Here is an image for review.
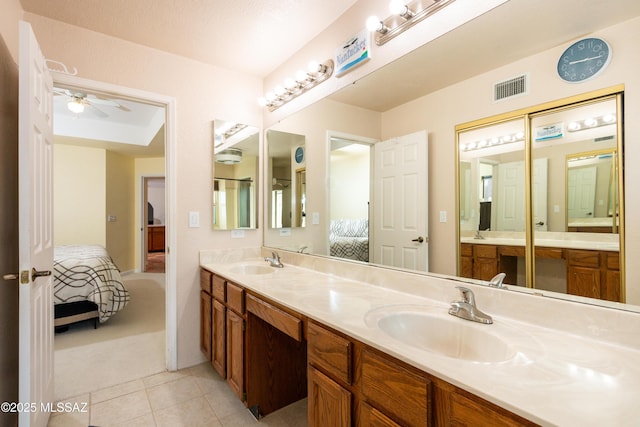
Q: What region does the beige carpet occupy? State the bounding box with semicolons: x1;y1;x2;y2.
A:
54;273;167;400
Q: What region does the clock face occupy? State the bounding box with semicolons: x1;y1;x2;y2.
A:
557;38;611;83
295;146;304;164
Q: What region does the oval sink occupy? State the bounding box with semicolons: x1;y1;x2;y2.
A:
228;264;276;275
372;311;516;363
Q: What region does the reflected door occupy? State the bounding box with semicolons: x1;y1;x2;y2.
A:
372;131;429;271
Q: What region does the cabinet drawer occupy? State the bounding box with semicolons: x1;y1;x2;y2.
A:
246;294;302;341
450;391;536;427
361;349;430;427
474;245;497;259
535;247;564;259
460;243;472;257
226;282;244;314
308;322;352;385
200;269;212;294
567;249;600;268
212;274;226;302
607;252;619;270
499;245;524;257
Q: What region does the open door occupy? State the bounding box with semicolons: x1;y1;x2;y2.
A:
18;21;55;427
372;130;429;271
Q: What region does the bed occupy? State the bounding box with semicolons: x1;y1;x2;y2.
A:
53;245;130;326
329;219;369;262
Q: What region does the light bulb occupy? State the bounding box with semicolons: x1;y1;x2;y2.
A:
258;97;268;107
67;100;84;114
602;114;615;123
307;60;320;74
585;118;598;127
366;16;383;32
515;131;524;140
265;92;276;102
389;0;407;15
568;121;580;131
284;77;297;90
274;85;286;97
295;69;308;82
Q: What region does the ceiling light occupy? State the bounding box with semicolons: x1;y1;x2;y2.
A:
215;148;243;165
67;99;84;114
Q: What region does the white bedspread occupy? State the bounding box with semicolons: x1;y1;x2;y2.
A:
53;245;130;322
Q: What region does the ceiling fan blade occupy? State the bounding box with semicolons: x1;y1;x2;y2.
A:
87;103;109;118
90;94;131;111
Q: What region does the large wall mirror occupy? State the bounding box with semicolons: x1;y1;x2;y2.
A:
213;120;259;230
266;129;306;229
262;0;639;313
457;91;625;302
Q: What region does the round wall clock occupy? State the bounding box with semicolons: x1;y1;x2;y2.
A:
295;146;304;164
557;37;611;83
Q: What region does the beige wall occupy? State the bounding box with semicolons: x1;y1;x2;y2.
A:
0;0;22;62
106;151;136;271
53;144;106;246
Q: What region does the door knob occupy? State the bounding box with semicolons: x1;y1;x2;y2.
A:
412;236;424;243
535;221;545;226
31;268;52;280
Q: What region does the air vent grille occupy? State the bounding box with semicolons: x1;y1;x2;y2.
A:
594;135;615;143
494;74;528;102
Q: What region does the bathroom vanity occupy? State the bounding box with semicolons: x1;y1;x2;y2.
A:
199;248;640;426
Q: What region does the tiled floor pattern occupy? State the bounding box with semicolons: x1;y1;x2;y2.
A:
47;362;308;427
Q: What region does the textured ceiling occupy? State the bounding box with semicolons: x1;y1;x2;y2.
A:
20;0;359;77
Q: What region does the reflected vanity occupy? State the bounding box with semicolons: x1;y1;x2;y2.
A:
456;91;625;302
213;120;259;230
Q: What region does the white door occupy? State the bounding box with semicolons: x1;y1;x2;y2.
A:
372;131;429;271
568;166;597;218
495;160;525;231
18;21;55;427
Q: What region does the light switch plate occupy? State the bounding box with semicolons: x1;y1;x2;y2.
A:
188;211;200;228
231;229;245;238
312;212;320;225
439;211;447;223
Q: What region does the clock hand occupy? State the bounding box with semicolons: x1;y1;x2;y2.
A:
569;55;603;65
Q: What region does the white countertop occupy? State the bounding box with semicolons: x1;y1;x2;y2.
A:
460;231;620;252
201;252;640;427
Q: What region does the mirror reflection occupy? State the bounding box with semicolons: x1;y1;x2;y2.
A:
458;94;624;302
212;120;259;230
266;129;306;229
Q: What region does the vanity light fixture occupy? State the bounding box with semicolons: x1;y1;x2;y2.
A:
567;114;616;132
366;0;456;46
259;59;334;112
214;122;248;147
460;131;525;152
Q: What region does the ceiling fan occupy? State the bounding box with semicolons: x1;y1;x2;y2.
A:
53;88;131;118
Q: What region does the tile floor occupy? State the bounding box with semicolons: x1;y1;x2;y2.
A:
47;362;308;427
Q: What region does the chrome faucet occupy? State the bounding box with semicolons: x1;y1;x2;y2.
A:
264;251;284;268
474;229;485;240
488;272;507;288
448;286;493;324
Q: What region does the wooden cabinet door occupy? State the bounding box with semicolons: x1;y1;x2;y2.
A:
567;266;601;299
200;291;211;360
226;309;245;401
308;365;351;427
212;299;226;378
